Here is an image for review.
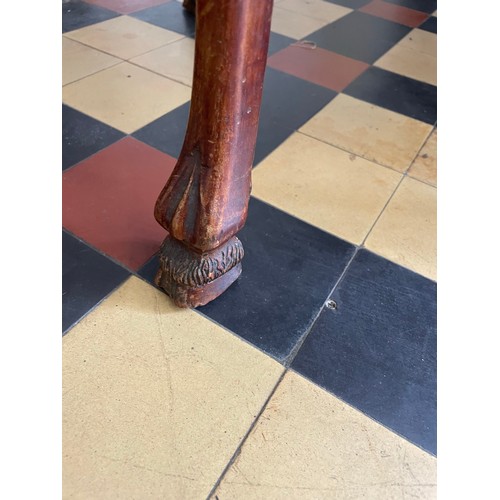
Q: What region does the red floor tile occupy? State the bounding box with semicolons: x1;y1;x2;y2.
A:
359;0;428;28
83;0;171;15
62;137;176;270
267;45;369;92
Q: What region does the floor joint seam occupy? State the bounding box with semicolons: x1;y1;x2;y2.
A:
296;129;413;175
283;246;360;368
361;173;406;247
205;368;288;500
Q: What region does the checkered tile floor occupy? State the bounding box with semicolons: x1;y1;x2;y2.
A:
62;0;437;497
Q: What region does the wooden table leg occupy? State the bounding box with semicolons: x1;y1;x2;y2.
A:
154;0;274;307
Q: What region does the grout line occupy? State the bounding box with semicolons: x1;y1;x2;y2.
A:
272;3;348;24
193;307;284;364
407;123;436;168
406;173;437;188
130;252;316;367
205;248;369;496
360;173;405;247
62;277;131;337
296;129;410;175
360;122;436;245
288;367;437;458
62;60;123;87
126;58;193;89
283;246;360;368
205;368;288;500
62;35;129;62
63;30;192;87
62;134;128;174
62;227;139;276
250;195;436;281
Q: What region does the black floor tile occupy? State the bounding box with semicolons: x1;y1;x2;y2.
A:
306;11;411;64
198;198;356;362
419;15;437;33
134;68;335;167
139;200;356;362
384;0;437;14
267;32;296;56
62;0;119;33
137;252;160;285
324;0;371;7
62;231;130;334
292;249;437;455
133;102;190;159
344;66;437;124
259;67;337;134
131;1;196;36
63;105;125;170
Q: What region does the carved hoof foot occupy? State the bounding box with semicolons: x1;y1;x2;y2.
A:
182;0;196;15
155;235;244;308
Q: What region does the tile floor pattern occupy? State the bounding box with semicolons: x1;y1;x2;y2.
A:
62;0;437;497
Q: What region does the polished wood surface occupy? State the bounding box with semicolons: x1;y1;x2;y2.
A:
154;0;274;307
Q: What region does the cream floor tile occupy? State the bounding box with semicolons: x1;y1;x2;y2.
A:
62;36;120;86
62;61;191;133
375;29;437;85
277;0;352;23
300;94;432;172
213;371;437;500
375;45;436;85
365;176;436;280
271;6;332;39
64;15;184;60
130;37;195;87
252;132;401;245
402;29;437;58
408;128;437;186
63;276;283;500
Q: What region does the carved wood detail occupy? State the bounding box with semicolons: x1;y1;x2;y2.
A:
157;236;244;288
154;0;273;307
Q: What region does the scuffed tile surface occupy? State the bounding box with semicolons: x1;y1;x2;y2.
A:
213;372;437;499
63;277;283;499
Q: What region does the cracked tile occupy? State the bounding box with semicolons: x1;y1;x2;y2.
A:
292;249;437;454
63;276;283;499
213;371;436;499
